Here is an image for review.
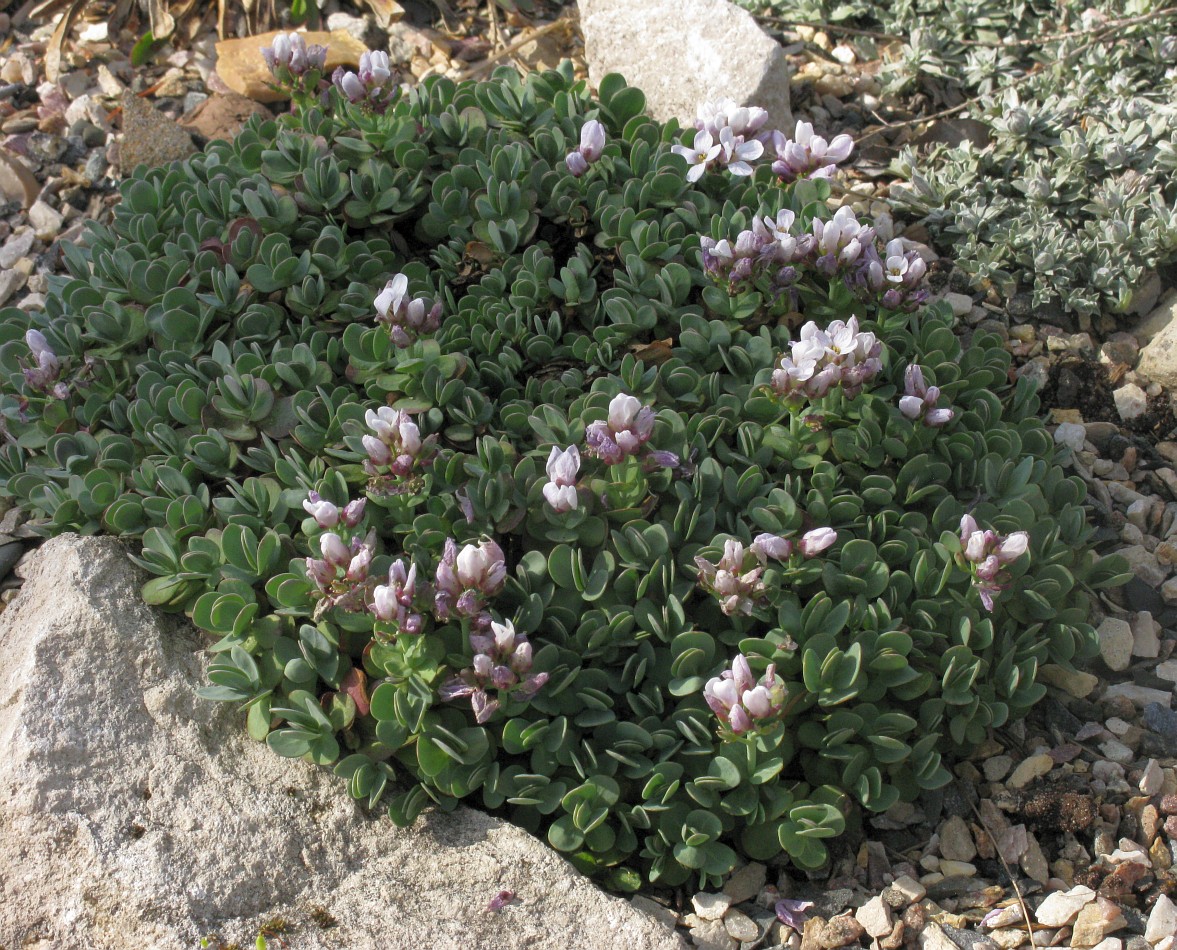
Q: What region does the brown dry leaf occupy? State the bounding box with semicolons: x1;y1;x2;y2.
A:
146;0;175;39
629;338;674;366
358;0;406;28
44;0;86;83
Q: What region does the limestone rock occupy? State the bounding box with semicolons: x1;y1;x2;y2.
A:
1138;292;1177;388
578;0;791;132
215;30;371;103
0;536;683;950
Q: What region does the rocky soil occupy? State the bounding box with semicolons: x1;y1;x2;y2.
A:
0;2;1175;949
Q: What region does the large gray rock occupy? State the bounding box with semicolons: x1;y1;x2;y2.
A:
1137;290;1177;388
579;0;791;131
0;536;684;950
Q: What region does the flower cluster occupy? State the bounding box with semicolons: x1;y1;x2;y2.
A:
703;654;789;737
542;445;580;513
899;365;954;428
304;512;376;615
374;274;442;348
584;393;655;464
23;330;64;397
332;51;397;112
371;558;425;635
362;407;434;495
565;119;605;178
302;491;366;530
260;32;328;83
770;317;882;405
852;238;930;312
695;530;835;616
770;121;854;182
957;514;1030;611
434;538;506;626
439;619;549;723
699;203;927;311
671;98;768;181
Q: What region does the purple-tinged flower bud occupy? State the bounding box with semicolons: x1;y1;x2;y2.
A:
750;533;792;561
346;541;373;582
565;150;589;177
303;491;340;529
995;531;1029;563
320;532;351;568
799;527;836;557
341;498;367;527
305;557;334;586
542;445;580;513
578;119;606;162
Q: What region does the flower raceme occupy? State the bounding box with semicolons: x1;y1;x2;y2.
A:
374;274;442;348
585;393;656;464
302;491;366;530
770;316;882;405
770;120;854;182
23;329;63;396
565;119;606;177
362;407;434;495
899;365;954;428
696;530;836;616
260;32;327;80
332;50;396;112
434;538;507;624
671;98;769;181
439;619;549;723
698;203;928;312
957;514;1030;611
371;558;424;635
703;654;789;736
304;528;376;613
542;445;580;513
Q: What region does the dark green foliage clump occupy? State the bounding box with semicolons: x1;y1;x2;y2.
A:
0;64;1124;890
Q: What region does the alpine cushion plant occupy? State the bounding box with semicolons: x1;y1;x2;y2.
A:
0;55;1126;892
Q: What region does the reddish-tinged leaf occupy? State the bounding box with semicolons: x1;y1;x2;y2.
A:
340;667;371;718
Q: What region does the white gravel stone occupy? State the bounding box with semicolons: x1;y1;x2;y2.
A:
1145;894;1176;943
889;874;926;904
855;896;894;938
723;908;759;942
27;200;63;240
0;227;35;270
1133;611;1161;658
1098;618;1135;671
1035;885;1097;927
938;815;977;862
1008;754;1053;789
1104;682;1172;708
1055;422;1087;451
692;891;732;921
1140;759;1165;796
1113;383;1149;421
